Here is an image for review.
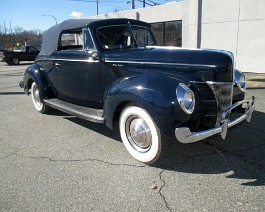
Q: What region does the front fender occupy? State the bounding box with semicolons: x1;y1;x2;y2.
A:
23;63;50;98
104;75;193;138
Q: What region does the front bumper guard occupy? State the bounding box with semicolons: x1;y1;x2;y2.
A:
175;96;256;144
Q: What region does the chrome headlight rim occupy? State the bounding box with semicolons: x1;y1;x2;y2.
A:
176;83;195;114
235;69;246;92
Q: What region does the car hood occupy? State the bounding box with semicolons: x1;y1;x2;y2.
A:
104;46;234;82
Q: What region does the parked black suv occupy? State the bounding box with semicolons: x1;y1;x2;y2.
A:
1;46;39;65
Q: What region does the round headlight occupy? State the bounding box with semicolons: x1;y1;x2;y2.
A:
176;83;195;114
235;69;246;92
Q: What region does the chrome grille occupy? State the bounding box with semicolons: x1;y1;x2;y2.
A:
207;82;234;126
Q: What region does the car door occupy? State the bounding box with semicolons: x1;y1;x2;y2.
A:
54;30;102;108
27;46;40;60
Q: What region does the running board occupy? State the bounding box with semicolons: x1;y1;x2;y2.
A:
44;98;104;123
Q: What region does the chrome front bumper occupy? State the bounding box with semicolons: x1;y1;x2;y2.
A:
175;96;256;144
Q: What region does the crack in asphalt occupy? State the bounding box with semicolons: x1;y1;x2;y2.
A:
158;169;172;212
202;141;265;170
13;153;147;168
3;151;174;210
256;128;265;135
0;152;18;160
234;143;265;154
1;139;264;209
0;142;25;160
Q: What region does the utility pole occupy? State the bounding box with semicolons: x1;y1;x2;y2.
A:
9;21;12;34
4;21;6;34
143;0;145;7
96;0;99;15
132;0;135;9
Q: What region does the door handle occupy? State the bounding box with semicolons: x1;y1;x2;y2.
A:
55;62;61;67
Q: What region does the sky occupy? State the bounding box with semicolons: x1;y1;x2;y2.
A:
0;0;176;32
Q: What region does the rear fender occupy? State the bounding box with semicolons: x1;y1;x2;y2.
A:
23;64;50;99
103;75;192;138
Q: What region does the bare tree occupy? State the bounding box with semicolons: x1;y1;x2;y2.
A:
0;25;42;50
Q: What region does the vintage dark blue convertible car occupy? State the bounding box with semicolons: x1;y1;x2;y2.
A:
20;18;255;164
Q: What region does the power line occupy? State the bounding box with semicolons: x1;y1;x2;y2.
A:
68;0;168;15
68;0;127;15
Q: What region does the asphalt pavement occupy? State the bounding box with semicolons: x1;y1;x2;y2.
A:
0;61;264;211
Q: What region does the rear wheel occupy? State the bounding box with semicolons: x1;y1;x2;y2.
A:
12;57;20;65
31;82;49;113
119;105;168;164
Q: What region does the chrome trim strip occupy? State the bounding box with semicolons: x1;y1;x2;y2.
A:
105;60;217;68
36;58;99;63
175;96;256;144
190;81;235;85
146;46;202;51
206;81;235;85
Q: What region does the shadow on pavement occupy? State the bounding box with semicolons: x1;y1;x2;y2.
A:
248;78;265;83
48;109;265;186
0;92;25;95
157;110;265;186
47;109;121;141
5;62;33;66
247;87;265;90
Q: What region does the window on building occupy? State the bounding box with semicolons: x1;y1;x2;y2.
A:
151;20;182;47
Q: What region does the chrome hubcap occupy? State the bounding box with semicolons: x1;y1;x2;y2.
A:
125;116;152;152
13;58;19;64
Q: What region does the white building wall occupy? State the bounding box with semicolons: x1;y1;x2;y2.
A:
200;0;239;54
236;0;265;73
89;2;183;23
182;0;198;48
89;0;265;73
201;0;265;73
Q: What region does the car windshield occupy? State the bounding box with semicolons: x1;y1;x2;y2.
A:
97;24;157;50
131;25;157;47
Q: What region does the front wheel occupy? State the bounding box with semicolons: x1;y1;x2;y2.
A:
31;82;49;113
119;105;168;164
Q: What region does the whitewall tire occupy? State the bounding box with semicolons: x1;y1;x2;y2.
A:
119;105;168;164
31;82;48;113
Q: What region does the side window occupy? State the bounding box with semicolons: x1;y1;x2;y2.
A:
28;47;39;52
83;28;95;50
21;46;26;52
59;31;83;50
